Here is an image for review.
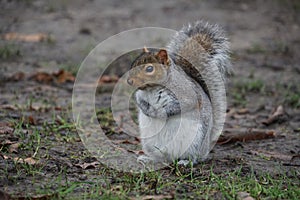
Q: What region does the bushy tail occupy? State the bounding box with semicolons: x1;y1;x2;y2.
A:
168;20;232;150
167;20;232;81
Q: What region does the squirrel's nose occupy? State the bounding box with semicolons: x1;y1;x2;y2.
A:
127;78;133;85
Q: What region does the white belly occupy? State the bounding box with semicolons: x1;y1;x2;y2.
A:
138;108;206;162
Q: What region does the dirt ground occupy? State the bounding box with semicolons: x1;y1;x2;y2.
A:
0;0;299;199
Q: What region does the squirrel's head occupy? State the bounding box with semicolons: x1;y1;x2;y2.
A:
127;47;170;89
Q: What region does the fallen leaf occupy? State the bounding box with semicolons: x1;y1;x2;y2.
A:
226;108;236;117
75;161;100;169
8;142;20;153
1;139;15;146
14;157;38;165
130;194;174;200
27;115;37;125
8;72;25;81
232;114;247;119
2;32;51;42
53;69;75;83
218;128;276;144
21;115;37;125
0;104;18;110
236;108;249;115
127;149;144;155
262;105;285;125
24;157;38;165
0;139;20;152
113;139;140;145
30;72;53;83
99;75;119;83
54;106;63;111
0;122;14;134
30;70;75;84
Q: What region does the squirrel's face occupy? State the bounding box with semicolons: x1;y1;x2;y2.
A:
127;49;170;89
127;62;169;89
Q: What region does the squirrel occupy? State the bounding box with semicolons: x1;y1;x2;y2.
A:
127;21;231;165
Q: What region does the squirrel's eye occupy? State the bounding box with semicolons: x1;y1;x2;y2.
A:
145;65;154;73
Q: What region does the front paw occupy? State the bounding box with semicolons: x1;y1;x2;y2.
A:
177;159;190;166
137;155;154;165
177;159;197;167
137;99;168;118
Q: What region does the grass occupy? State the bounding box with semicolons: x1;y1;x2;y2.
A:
228;77;300;109
30;165;300;199
230;76;300;108
59;63;80;76
0;44;21;59
38;61;79;76
283;83;300;108
285;93;300;108
230;78;265;107
1;102;299;200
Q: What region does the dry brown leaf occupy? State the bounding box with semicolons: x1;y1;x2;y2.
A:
8;142;20;153
28;115;37;125
0;104;18;110
14;157;38;165
1;139;15;146
218;128;275;144
99;75;119;83
53;69;75;83
54;106;63;111
0;122;14;135
75;161;100;169
0;140;19;156
30;70;75;84
232;114;248;119
21;115;37;125
226;108;236;117
236;108;249;115
30;105;43;112
30;72;54;83
262;105;285;125
8;72;25;81
2;32;50;42
127;149;144;155
130;194;174;200
113;139;140;145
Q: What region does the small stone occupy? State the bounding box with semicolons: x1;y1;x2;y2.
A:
236;192;255;200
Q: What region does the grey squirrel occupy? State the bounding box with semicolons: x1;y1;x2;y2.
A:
127;21;231;165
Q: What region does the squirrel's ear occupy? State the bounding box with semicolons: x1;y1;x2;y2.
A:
143;46;149;53
156;49;170;65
